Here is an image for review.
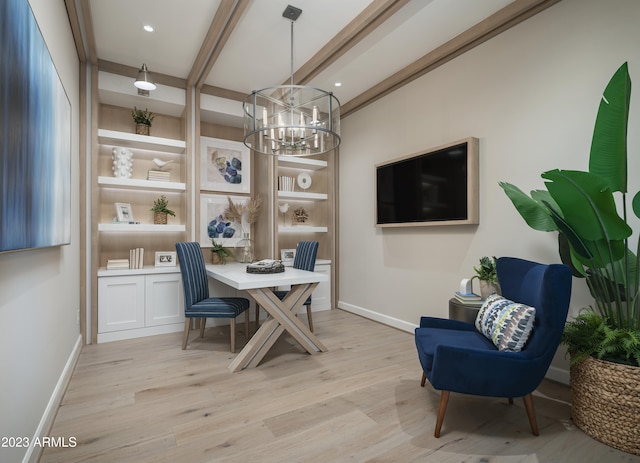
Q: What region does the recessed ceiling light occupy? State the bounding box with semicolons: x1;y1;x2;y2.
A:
143;24;154;32
334;82;342;87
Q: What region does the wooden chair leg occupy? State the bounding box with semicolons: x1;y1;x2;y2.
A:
306;304;313;332
421;372;426;387
230;318;236;353
181;318;191;350
244;310;249;339
434;390;450;438
522;393;539;436
199;318;207;338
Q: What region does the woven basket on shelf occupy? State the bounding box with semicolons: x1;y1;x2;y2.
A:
136;123;150;136
153;212;167;225
570;356;640;455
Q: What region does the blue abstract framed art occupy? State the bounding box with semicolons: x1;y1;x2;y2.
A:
0;0;72;252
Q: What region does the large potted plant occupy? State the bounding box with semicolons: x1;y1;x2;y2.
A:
499;62;639;455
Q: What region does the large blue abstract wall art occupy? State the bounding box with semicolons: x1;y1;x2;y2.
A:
0;0;71;252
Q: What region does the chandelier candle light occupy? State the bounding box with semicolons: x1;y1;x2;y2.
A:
243;5;341;157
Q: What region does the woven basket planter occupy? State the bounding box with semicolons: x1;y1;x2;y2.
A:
153;212;167;225
136;123;150;136
570;356;640;455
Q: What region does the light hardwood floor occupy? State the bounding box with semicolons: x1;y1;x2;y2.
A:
40;309;637;463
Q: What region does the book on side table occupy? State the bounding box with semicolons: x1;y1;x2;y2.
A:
453;291;483;307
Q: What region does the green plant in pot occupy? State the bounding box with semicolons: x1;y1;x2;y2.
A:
471;256;500;298
210;239;234;265
131;106;154;135
499;62;640;455
150;195;175;224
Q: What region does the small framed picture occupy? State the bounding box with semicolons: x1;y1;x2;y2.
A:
115;203;134;222
155;251;177;267
281;248;296;263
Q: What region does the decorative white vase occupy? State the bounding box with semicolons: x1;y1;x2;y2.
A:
112;147;133;178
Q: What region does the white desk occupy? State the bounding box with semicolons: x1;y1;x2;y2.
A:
206;262;329;372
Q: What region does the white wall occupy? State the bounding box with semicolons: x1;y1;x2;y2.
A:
338;0;640;381
0;0;81;462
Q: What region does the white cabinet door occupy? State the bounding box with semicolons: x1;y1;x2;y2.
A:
145;273;185;326
311;263;331;311
98;275;145;333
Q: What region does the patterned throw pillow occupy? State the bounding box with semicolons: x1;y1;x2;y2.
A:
475;294;536;352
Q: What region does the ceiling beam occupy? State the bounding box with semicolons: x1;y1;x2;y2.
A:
341;0;562;118
187;0;251;89
292;0;412;86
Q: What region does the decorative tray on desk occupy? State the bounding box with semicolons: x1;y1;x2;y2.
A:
246;259;285;274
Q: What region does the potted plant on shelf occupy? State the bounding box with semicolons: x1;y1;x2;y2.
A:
500;62;639;455
131;106;154;135
210;239;234;265
150;195;175;224
471;256;500;298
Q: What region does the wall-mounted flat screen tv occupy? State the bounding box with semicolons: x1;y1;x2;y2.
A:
376;137;479;227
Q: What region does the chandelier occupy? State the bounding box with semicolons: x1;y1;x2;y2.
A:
243;5;341;157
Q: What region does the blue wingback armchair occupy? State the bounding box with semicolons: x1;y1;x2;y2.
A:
415;257;572;437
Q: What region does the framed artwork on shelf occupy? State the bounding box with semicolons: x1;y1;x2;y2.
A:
155;251;176;267
200;136;251;194
200;194;248;247
115;203;134;222
281;249;296;263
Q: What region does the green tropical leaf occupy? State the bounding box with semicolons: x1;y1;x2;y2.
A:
498;182;557;231
589;62;631;193
633;190;640;219
542;169;631;241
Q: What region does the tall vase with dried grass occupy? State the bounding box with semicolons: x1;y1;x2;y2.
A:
224;195;262;263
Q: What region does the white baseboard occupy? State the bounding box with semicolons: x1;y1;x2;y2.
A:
97;322;184;343
337;301;417;334
545;365;570;385
337;300;571;385
24;334;83;463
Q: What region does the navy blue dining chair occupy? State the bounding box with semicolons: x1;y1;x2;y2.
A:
175;242;250;353
256;241;319;332
415;257;572;437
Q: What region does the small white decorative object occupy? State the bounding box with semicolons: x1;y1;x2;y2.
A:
152;158;174;170
112;147;133;178
297;172;312;190
459;278;473;295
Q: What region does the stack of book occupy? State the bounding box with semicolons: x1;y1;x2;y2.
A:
106;259;129;270
453;291;483;307
278;175;295;192
147;170;171;182
129;248;145;269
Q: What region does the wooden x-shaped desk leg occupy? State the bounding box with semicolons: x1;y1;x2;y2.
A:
228;282;327;372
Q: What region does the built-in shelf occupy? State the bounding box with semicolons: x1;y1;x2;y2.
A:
277;156;327;170
279;226;328;233
98;176;186;191
98;129;186;154
278;191;328;200
98;223;186;232
97;265;181;277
